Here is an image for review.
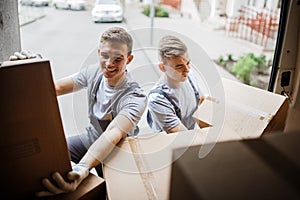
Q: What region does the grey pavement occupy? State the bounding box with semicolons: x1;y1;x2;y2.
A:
123;1;266;82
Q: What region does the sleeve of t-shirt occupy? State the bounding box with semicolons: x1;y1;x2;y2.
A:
147;92;181;132
71;67;88;89
71;65;99;89
117;87;147;129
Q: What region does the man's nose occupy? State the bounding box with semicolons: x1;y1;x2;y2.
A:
183;64;190;72
105;58;114;66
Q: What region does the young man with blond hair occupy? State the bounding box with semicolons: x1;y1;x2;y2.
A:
147;35;203;133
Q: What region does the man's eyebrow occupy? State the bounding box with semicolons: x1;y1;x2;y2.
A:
175;64;184;67
100;52;125;58
115;54;125;58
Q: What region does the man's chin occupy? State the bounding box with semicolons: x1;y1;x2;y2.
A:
182;76;188;81
103;70;117;78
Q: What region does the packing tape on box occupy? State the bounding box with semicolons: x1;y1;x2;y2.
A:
128;137;161;200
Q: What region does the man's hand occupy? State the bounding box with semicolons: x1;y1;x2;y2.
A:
9;50;42;61
35;162;89;197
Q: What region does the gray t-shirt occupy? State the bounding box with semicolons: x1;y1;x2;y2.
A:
72;65;147;146
147;73;203;132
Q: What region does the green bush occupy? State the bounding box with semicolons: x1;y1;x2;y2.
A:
142;5;169;17
216;53;271;85
227;54;234;61
230;53;258;84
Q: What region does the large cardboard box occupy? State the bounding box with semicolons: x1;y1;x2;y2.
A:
0;59;72;199
170;131;300;200
103;78;289;200
0;59;107;199
103;130;208;200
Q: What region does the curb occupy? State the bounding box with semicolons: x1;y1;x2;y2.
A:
19;14;46;27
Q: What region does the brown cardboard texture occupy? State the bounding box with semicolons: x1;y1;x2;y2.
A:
103;126;254;200
193;78;288;139
46;173;106;200
170;131;300;200
103;131;202;200
0;59;71;199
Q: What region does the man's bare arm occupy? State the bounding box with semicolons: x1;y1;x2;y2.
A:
81;114;134;168
55;77;75;96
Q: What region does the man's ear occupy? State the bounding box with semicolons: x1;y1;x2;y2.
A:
126;54;134;64
158;62;166;72
97;48;101;56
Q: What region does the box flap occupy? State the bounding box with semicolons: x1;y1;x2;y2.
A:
193;78;288;139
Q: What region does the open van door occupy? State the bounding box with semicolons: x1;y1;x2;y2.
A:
268;0;300;132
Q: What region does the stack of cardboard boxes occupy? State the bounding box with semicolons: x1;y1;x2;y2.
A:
1;60;291;199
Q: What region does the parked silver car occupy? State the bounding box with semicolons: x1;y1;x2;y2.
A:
91;0;124;23
20;0;50;6
52;0;85;10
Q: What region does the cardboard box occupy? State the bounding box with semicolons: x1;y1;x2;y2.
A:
170;131;300;200
103;78;289;200
0;59;107;200
104;128;252;200
103;131;205;200
193;78;288;139
0;59;72;199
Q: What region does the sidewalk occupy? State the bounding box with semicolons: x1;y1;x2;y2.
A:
18;5;46;26
123;2;266;82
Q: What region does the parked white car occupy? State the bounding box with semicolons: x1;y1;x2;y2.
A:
52;0;85;10
20;0;50;6
91;0;124;23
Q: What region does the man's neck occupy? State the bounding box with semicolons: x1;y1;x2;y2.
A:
166;75;181;88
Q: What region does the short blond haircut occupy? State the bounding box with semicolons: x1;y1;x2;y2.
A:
158;35;188;62
100;27;133;55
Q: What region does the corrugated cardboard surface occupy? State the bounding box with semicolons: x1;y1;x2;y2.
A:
0;60;72;199
170;131;300;199
103;78;288;200
104;128;253;200
103;131;207;200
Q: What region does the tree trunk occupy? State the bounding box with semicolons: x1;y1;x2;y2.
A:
0;0;21;62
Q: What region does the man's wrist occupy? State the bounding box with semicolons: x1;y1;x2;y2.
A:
77;161;90;170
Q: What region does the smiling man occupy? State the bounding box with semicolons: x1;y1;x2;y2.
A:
36;27;147;196
147;35;204;134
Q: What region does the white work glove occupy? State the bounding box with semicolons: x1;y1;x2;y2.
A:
9;50;42;61
35;162;89;197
